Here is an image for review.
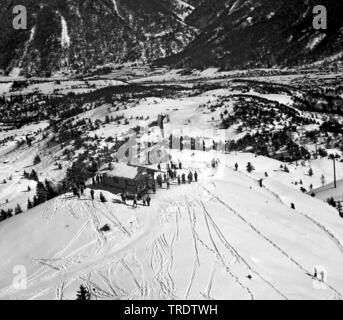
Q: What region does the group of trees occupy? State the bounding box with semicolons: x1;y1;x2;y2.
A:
0;169;39;223
23;169;39;181
320;120;343;135
294;90;343;117
230;130;310;162
0;83;190;130
327;198;343;218
0;204;23;222
218;97;313;162
0;90;95;129
0;176;59;224
27;180;58;210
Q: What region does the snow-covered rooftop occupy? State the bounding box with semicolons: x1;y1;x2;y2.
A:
101;163;155;180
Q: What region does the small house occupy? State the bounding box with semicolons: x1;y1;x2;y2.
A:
100;163;157;196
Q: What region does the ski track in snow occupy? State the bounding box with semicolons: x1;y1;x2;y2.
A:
97;202;131;237
170;197;256;299
184;201;200;299
198;199;288;300
2;154;343;299
200;184;343;299
236;166;343;259
150;234;176;299
0;187;164;299
227;165;343;261
56;281;66;300
201;201;254;300
168;195;273;300
84;201;107;255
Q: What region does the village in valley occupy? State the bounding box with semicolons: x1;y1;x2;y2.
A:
0;65;343;300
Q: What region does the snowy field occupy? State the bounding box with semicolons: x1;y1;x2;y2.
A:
0;79;127;96
0;150;343;300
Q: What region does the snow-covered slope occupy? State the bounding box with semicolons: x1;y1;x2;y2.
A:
1;150;343;300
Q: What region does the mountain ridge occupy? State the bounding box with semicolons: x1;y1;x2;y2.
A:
1;0;343;76
158;0;343;70
0;0;199;77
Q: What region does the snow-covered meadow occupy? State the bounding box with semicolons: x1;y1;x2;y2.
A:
0;149;343;300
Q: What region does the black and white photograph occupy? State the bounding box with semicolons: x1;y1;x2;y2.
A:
0;0;342;302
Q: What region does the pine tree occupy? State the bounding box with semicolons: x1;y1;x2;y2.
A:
76;285;91;300
35;182;48;205
34;154;41;165
0;209;6;222
45;179;56;200
327;197;336;208
337;202;343;218
33;196;39;207
246;162;255;173
30;169;38;181
15;204;23;215
100;192;107;203
23;170;29;179
27;199;33;210
6;209;13;219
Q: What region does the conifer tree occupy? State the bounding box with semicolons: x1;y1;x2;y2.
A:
337;202;343;218
15;204;23;215
76;285;91;300
30;169;38;181
246;162;255;173
27;199;33;210
35;182;48;205
100;192;107;203
45;179;56;200
34;154;41;165
0;210;6;222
